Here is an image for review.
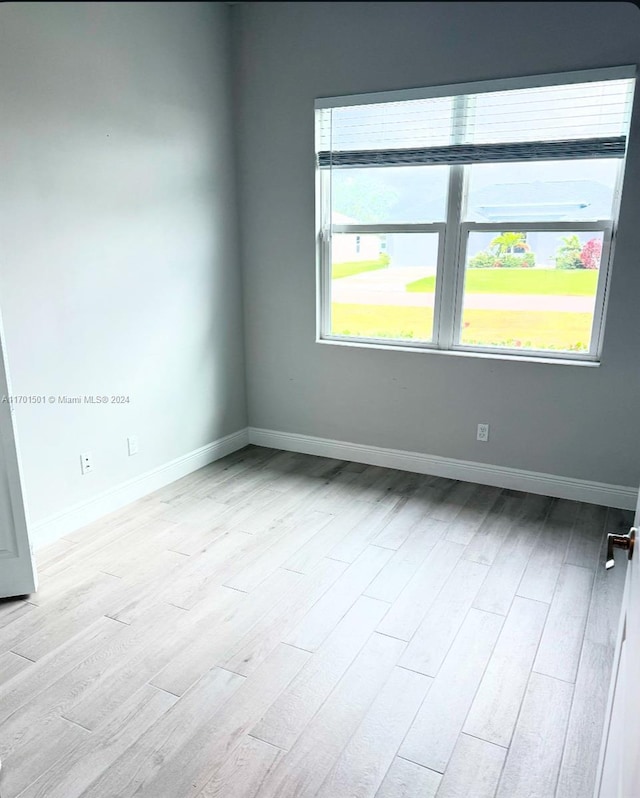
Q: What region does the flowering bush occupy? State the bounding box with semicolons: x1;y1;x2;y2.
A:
580;238;602;270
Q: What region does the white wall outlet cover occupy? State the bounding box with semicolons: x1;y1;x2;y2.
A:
127;436;139;456
477;424;490;442
80;452;93;474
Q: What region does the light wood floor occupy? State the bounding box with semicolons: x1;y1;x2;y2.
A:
0;446;630;798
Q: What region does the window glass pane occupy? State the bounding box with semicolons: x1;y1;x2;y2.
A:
459;230;605;353
466;80;633;144
331;233;439;342
326;97;454;152
332;166;449;224
465;160;618;222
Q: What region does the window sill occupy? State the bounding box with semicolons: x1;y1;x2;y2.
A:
316;337;601;367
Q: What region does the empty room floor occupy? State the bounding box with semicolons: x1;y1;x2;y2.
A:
0;446;630;798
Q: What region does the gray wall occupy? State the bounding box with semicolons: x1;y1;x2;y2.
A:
0;2;247;526
234;1;640;487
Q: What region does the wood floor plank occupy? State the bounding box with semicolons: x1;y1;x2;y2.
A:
376;539;465;642
282;501;378;573
159;529;279;611
374;757;441;798
251;595;390;749
0;616;124;726
0;714;89;797
0;651;32;686
8;572;123;661
0;599;34;633
347;466;420;507
256;633;406;798
79;664;246;798
315;667;432;798
372;494;432;550
516;498;573;604
564;502;608;569
223;509;334;592
495;672;574;798
533;563;594;683
436;734;507;798
307;468;363;514
62;603;194;730
34;537;79;572
150;570;301;696
283;545;393;652
327;503;401;564
219;558;347;677
399;609;503;773
464;596;548;747
399;558;489;676
0;616;152;740
462;491;527;566
364;519;447;604
555;639;614;798
427;480;478;522
472;494;551;616
196;735;283;798
107;547;216;624
444;484;502;545
17;684;177;798
129;644;310;798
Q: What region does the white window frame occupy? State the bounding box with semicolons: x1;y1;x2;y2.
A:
316;66;635;363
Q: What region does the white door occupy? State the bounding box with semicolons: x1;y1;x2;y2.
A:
596;502;639;796
0;327;36;598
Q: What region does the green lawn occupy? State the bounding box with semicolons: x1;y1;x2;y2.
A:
332;257;388;280
331;303;592;351
405;268;598;296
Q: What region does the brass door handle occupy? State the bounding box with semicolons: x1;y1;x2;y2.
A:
605;527;635;569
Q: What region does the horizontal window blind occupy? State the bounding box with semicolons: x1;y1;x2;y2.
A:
317;75;635;168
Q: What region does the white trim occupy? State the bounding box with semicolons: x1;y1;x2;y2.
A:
332;223;445;234
315;65;637;109
463;221;612;232
30;428;250;550
248;427;637;510
315;337;601;365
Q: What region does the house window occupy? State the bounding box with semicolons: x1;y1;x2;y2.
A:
315;67;635;360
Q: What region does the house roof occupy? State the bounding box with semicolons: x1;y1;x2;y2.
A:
468;180;612;222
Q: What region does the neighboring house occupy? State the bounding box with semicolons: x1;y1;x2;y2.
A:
384;233;440;269
333;178;612;269
331;211;382;262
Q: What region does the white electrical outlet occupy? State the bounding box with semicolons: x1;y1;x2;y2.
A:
127;435;139;456
80;452;94;474
477;423;490;442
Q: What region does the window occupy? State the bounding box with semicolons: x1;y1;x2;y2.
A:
315;67;635;361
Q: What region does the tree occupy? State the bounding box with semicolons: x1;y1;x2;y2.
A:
555;235;583;270
489;232;528;255
332;173;399;223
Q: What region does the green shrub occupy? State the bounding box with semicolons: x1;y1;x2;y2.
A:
555;235;583;270
468;252;535;269
468;252;499;269
555;253;583;270
499;253;535;269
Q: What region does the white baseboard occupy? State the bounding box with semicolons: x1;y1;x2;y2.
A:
248;427;637;511
30;428;250;549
